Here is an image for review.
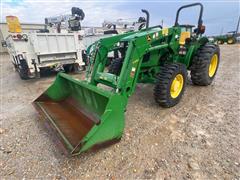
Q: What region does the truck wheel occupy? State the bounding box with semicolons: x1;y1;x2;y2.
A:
217;40;224;44
18;59;29;80
108;58;123;76
190;44;220;86
63;64;74;73
73;63;82;72
40;67;52;77
227;38;235;44
154;63;187;108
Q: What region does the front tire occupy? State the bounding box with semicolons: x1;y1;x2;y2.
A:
190;43;220;86
18;59;29;80
154;63;187;108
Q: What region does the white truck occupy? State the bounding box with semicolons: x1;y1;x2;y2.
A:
2;8;146;80
3;32;85;79
2;10;87;79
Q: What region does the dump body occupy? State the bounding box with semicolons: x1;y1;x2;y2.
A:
30;33;83;66
5;32;85;76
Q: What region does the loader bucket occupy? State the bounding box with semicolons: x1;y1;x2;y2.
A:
33;73;125;155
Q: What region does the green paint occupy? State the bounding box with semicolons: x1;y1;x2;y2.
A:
33;13;216;155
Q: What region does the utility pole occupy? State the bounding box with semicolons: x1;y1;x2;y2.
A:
235;16;240;35
220;27;224;35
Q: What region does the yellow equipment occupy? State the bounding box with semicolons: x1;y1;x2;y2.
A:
6;16;22;33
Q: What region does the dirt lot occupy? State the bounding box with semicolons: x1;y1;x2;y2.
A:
0;45;240;179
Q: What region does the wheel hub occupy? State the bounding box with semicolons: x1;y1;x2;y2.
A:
209;54;218;77
228;39;233;43
170;74;184;98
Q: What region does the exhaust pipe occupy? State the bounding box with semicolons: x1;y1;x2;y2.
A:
141;9;150;28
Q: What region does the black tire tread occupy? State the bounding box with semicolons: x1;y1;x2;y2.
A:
190;43;220;86
19;59;29;80
154;63;187;108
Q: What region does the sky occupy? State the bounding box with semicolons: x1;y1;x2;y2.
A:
1;0;239;35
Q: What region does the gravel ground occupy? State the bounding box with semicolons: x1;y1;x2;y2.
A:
0;45;240;179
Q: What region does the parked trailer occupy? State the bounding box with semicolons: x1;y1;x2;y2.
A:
3;32;85;79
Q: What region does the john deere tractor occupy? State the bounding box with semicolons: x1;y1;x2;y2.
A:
215;31;238;45
33;3;220;155
215;16;240;45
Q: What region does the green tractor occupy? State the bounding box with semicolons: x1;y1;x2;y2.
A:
215;31;237;45
33;3;220;155
215;16;240;45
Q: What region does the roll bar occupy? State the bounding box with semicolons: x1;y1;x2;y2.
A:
174;3;203;28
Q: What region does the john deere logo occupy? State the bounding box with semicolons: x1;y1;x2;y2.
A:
147;35;151;42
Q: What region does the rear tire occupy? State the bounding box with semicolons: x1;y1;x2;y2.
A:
63;64;74;73
154;63;187;108
73;63;81;72
64;63;82;73
108;58;123;76
40;67;53;77
190;43;220;86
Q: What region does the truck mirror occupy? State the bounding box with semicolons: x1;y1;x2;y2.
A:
1;40;7;47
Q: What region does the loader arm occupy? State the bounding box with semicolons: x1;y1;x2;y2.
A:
86;31;136;84
87;27;169;100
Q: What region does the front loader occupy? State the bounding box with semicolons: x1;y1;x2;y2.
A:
33;3;220;156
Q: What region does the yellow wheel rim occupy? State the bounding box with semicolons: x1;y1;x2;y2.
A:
228;39;233;44
170;74;184;99
208;54;218;77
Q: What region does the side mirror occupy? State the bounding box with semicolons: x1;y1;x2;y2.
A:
199;25;205;34
194;25;205;35
1;40;7;47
